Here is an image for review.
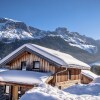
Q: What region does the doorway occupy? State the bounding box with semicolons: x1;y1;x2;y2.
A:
21;61;27;70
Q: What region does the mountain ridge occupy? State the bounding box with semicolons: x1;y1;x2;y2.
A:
0;18;98;54
0;18;100;63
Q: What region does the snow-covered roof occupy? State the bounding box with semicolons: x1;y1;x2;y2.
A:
81;70;98;79
0;68;8;72
0;70;50;85
92;77;100;83
0;43;90;69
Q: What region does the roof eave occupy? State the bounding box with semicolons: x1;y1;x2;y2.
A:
0;44;62;67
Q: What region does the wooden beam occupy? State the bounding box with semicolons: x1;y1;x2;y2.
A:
12;86;18;100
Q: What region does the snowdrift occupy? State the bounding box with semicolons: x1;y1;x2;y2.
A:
20;83;100;100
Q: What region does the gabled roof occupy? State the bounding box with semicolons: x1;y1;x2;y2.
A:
0;43;90;69
81;70;98;79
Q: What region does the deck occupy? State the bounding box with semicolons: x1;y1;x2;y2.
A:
56;80;80;89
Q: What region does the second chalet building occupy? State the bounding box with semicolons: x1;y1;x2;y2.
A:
0;43;91;100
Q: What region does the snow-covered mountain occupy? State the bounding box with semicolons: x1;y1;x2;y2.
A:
0;18;98;54
0;18;33;40
48;28;97;54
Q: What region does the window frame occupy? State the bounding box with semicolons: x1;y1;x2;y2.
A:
33;61;40;70
5;85;10;94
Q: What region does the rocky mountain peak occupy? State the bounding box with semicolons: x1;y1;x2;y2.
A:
0;18;98;54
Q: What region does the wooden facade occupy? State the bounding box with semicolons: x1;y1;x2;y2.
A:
5;51;81;86
0;49;83;100
0;81;34;100
6;51;57;74
81;74;93;84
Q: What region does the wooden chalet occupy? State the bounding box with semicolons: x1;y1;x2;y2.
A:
0;43;90;100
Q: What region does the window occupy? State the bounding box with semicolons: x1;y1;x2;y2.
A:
5;85;10;94
21;61;27;70
33;61;40;70
68;70;71;80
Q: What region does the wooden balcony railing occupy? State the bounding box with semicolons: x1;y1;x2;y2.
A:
56;79;81;89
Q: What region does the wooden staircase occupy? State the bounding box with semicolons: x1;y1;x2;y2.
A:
45;75;53;83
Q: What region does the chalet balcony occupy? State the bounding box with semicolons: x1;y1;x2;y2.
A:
56;79;81;89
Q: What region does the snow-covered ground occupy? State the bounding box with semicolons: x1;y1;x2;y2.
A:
20;82;100;100
64;83;100;97
20;83;69;100
92;77;100;83
0;68;8;72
